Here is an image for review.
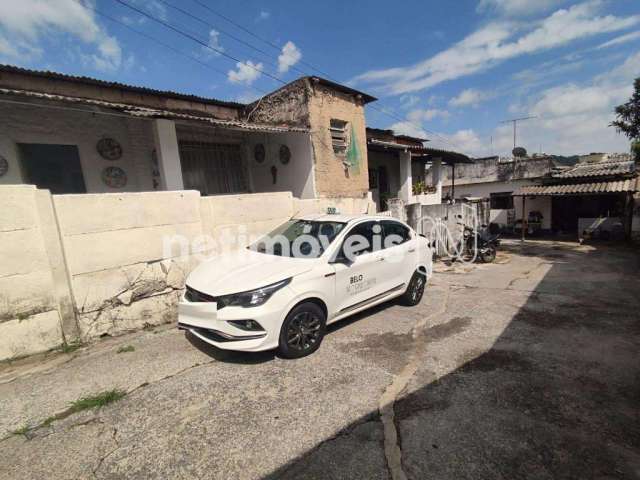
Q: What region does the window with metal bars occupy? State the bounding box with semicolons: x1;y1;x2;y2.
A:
330;119;349;156
179;141;248;196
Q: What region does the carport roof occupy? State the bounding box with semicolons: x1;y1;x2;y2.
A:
0;87;309;134
513;177;639;196
551;159;636;179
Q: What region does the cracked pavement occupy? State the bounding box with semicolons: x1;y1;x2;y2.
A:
1;240;639;479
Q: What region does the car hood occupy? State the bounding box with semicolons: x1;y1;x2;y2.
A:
186;249;317;296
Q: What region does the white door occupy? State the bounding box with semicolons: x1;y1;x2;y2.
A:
333;221;388;315
380;220;416;289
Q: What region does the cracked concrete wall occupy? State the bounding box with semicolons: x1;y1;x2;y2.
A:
0;185;65;359
0;188;378;360
53;191;204;340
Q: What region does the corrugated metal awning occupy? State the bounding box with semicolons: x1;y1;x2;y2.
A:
552;160;635;178
0;88;309;134
513;177;639;196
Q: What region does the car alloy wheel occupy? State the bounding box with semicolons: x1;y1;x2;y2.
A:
400;270;426;306
278;302;326;358
286;311;321;351
411;276;425;303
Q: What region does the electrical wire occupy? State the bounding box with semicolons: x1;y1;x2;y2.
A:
104;0;469;153
113;0;286;85
182;0;469;153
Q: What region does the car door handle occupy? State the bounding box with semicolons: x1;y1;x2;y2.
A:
408;248;416;253
377;257;385;262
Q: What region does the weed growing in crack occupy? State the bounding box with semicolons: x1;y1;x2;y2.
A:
58;341;83;354
69;390;127;413
116;345;135;354
12;424;30;436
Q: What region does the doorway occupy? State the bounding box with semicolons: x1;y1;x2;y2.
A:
19;144;86;194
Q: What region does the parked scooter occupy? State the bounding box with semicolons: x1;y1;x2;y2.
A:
456;225;500;263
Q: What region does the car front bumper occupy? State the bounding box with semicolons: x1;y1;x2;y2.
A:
177;287;294;352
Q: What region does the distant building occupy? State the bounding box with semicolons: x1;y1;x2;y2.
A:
425;155;555;230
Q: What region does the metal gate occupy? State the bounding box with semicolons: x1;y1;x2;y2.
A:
179;141;248;196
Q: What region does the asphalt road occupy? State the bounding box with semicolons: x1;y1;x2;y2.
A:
1;240;638;479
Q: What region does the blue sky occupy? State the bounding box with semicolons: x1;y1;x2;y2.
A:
0;0;638;157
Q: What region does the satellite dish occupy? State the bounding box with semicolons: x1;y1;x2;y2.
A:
512;147;527;158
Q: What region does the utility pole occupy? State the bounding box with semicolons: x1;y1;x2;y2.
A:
500;115;536;149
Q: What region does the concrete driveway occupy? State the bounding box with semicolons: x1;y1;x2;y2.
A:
1;240;638;479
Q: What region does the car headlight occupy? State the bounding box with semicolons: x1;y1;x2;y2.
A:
217;278;291;308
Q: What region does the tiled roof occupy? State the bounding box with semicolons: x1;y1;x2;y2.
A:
514;178;639;196
0;88;309;134
0;64;244;108
552;160;636;178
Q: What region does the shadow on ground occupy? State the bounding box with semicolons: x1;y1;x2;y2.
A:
263;242;640;479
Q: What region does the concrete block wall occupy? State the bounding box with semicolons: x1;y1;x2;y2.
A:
0;186;374;360
0;186;65;359
53;191;203;340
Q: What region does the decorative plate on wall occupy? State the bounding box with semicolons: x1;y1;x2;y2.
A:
279;145;291;165
254;144;265;164
0;155;8;177
101;166;127;188
97;137;123;160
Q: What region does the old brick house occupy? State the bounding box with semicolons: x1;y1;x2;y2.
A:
0;65;375;202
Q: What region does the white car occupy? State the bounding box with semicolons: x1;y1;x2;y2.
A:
178;213;432;358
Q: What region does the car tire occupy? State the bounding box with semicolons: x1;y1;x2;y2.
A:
399;270;426;306
277;302;326;359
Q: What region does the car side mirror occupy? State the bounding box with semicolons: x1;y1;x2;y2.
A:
330;249;352;266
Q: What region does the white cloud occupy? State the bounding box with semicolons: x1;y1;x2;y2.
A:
227;60;263;85
399;94;420;109
477;0;566;17
354;1;640;95
277;41;302;73
130;0;167;21
204;29;224;55
256;10;270;22
597;30;640;49
440;129;488;153
389;121;428;140
407;108;450;122
449;88;491;107
0;0;122;71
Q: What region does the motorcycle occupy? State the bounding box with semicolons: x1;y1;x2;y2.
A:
456;225;500;263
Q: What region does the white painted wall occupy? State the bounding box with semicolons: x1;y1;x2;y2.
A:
0;186;375;360
0;186;64;359
0;102;155;192
443;179;552;230
246;131;315;199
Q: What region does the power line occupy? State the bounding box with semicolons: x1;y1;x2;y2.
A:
113;0;286;85
154;0;290;75
187;0;335;79
111;0;468;153
180;2;468;152
79;1;272;98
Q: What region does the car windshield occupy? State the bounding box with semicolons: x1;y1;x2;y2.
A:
249;219;346;258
